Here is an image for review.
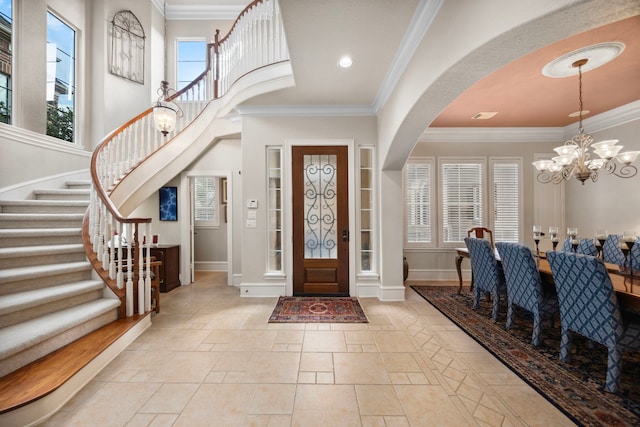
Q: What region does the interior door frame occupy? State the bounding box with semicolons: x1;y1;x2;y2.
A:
180;170;233;287
283;139;357;297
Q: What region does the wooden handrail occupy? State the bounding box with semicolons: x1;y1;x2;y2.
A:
87;0;287;318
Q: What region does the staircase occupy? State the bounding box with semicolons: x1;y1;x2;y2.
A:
0;180;120;378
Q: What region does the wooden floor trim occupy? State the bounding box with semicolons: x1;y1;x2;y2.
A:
0;314;148;414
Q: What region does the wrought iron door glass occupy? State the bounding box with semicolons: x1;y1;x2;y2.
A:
304;154;337;259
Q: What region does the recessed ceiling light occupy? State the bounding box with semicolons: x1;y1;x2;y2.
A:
338;56;353;68
470;112;498;120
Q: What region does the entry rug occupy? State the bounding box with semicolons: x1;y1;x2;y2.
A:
268;296;368;323
411;285;640;427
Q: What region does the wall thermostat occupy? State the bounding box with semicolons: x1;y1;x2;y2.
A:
247;199;258;209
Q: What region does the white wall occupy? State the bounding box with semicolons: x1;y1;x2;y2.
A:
564;119;640;236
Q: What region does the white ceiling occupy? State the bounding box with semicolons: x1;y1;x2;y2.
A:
166;1;640;129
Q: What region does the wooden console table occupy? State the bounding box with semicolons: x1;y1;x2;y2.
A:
150;245;181;292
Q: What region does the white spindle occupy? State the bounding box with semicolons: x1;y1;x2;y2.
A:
137;224;145;314
125;224;133;316
145;222;152;312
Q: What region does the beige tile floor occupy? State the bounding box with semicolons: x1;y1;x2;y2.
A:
43;273;575;426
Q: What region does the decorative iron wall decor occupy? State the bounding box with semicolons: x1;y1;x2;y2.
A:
110;10;145;84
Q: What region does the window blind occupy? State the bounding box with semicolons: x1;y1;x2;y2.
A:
404;162;432;244
492;162;519;242
193;177;217;222
441;162;483;243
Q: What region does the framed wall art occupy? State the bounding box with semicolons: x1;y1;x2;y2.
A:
159;186;178;221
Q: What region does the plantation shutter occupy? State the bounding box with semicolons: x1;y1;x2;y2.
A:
441;161;483;243
404;161;432;245
194;177;217;223
492;161;520;242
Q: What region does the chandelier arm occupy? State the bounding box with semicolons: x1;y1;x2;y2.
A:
536;171;554;184
611;164;638;179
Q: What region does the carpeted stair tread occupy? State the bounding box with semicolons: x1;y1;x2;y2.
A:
0;244;85;260
0;200;89;207
0;228;82;238
0;213;85;221
0;280;105;315
0;261;91;284
0;298;121;360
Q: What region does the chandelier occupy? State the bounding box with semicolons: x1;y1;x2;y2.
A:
152;80;183;136
532;58;639;185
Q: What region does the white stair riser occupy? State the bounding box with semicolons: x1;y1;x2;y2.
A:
0;234;82;248
34;193;91;201
0;205;88;214
0;218;84;229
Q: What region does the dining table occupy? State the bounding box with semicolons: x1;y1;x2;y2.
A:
455;247;640;313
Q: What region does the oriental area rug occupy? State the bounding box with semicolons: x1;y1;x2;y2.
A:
268;296;368;323
411;285;640;427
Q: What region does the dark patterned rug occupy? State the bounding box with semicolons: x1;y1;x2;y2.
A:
411;285;640;427
268;296;368;323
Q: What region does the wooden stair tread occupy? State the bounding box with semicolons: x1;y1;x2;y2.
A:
0;315;147;414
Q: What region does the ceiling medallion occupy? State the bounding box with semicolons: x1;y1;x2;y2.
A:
542;42;625;78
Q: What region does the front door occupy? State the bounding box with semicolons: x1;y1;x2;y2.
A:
292;146;349;295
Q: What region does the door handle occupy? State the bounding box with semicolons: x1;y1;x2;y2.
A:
342;229;349;242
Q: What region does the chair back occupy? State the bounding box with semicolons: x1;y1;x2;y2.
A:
603;234;625;266
496;242;542;313
464;237;501;293
467;227;494;248
546;251;623;347
576;238;598;256
630;237;640;272
561;237;572;252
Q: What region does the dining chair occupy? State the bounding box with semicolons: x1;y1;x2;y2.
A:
496;242;559;347
561;237;572;252
576;238;598;256
467;227;494;248
603;234;625;266
464;237;506;321
546;250;640;393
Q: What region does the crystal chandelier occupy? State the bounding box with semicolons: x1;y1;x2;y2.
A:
532;58;639;185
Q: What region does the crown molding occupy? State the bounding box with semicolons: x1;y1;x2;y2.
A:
151;0;165;16
165;4;245;20
421;100;640;143
373;0;443;113
235;105;376;117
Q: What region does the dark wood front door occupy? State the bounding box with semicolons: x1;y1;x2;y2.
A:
292;146;349;296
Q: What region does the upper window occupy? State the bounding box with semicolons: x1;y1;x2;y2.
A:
0;0;12;124
46;11;75;142
177;40;207;95
193;176;218;226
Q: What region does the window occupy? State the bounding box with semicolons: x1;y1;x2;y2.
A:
177;40;207;96
267;147;283;273
490;158;521;242
193;177;218;226
440;159;485;246
0;0;12;124
46;11;75;142
359;147;376;271
403;158;434;248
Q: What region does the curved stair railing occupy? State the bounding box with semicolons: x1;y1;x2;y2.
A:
84;0;289;318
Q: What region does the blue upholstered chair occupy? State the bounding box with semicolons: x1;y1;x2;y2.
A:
576;238;598;256
547;250;640;393
629;237;640;273
496;242;559;346
603;234;625;266
561;237;572;252
464;237;507;322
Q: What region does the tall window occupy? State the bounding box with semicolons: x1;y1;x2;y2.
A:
404;158;434;248
359;147;376;271
193;177;218;226
440;159;485;245
0;0;12;124
46;11;75;142
267;147;283;273
490;158;521;242
177;40;207;97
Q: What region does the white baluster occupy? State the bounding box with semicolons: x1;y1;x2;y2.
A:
116;221;124;289
125;224;134;316
145;222;152;312
109;218;117;279
137;224;145;314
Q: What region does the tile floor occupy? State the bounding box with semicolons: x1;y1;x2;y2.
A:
43;273;574;426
